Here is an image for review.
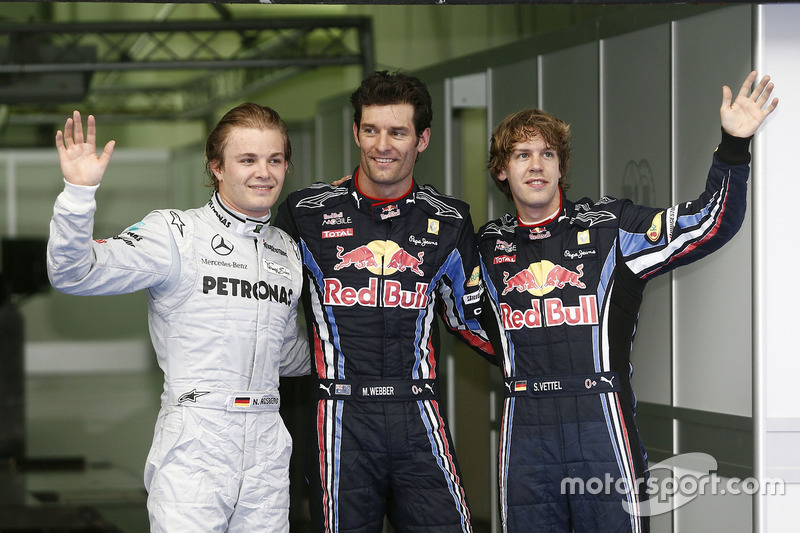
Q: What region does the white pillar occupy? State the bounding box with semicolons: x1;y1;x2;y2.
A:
754;4;800;531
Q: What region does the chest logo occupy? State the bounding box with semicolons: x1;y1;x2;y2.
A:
494;255;516;264
263;260;291;280
408;235;438;247
502;261;585;296
495;240;516;253
211;234;234;256
262;241;288;257
529;227;551;240
334;241;424;276
322;228;354;239
381;204;400;220
322;211;352;226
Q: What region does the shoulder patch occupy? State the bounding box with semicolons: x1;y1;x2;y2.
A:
646;212;663;244
572;210;617;227
293;185;349;210
480;214;516;238
415;190;464;220
168;211;187;238
466;266;481;287
153;208;195;253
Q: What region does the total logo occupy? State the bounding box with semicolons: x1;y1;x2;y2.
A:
334;241;424;276
502;261;585;296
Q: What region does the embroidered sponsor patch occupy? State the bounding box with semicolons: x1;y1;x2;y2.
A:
262;241;288;256
463;291;481;305
529;227;551;240
646;212;663;244
322;228;354;239
495;240;516;253
381;205;400;220
494;255;516;264
409;235;437;247
563;248;597;260
466;266;481;287
322;211;352;226
211;234;234;256
263;260;291;279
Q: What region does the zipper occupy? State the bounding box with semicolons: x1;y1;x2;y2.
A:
247;236;260;389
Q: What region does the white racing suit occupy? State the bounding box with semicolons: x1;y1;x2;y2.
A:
47;182;310;532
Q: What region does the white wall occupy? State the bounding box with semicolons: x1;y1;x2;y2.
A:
755;4;800;531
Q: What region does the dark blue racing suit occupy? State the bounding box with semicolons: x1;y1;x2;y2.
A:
275;170;493;533
479;131;752;533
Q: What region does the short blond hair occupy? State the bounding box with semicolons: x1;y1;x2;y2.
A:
205;103;291;192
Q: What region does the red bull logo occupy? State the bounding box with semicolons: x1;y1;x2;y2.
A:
500;295;598;330
502;261;586;296
334;245;380;270
385;248;424;275
502;269;539;295
543;264;585;289
333;241;425;276
381;205;400;220
324;277;429;309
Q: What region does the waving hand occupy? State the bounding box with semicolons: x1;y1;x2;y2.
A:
721;71;779;138
55;110;116;187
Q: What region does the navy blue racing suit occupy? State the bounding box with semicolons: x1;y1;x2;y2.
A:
479;132;752;533
275;170;493;533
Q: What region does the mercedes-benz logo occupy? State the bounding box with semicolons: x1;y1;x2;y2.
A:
211;234;234;256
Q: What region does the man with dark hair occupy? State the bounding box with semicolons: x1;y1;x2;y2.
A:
350;69;433;140
478;71;777;532
47;104;309;532
275;70;493;533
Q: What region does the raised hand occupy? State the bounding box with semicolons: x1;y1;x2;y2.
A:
55;110;116;186
720;71;779;138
